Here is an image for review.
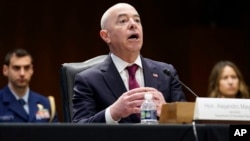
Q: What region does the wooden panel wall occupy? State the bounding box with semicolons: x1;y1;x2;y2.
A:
0;0;249;121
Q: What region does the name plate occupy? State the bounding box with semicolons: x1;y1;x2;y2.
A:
193;97;250;121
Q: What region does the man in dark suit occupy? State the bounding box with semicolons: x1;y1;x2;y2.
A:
0;48;58;122
72;3;186;124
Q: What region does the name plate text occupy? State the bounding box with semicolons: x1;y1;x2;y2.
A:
193;97;250;121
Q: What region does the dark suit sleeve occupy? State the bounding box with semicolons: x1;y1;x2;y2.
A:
72;71;106;123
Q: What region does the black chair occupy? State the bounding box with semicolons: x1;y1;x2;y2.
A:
59;55;108;122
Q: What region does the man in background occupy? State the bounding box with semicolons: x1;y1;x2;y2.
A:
0;48;58;122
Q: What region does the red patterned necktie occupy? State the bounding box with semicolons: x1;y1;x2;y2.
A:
126;64;140;90
126;64;141;119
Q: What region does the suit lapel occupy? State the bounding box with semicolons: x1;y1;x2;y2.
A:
101;56;127;99
2;87;29;121
141;58;159;89
28;93;39;121
9;101;29;120
99;56;161;123
100;56;160;98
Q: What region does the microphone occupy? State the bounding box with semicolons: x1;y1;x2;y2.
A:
164;69;199;141
163;68;199;97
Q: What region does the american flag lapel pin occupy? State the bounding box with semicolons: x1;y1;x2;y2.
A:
153;73;158;78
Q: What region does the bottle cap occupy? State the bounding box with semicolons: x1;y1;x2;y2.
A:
144;93;152;100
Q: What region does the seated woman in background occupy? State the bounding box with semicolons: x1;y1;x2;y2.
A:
208;60;250;98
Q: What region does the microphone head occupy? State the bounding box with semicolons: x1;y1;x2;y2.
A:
163;69;171;76
163;68;199;97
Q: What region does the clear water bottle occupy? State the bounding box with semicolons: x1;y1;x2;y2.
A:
140;93;158;124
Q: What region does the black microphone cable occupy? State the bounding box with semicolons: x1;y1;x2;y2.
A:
163;68;200;141
163;68;199;97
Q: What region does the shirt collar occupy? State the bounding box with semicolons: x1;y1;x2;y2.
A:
110;53;142;73
8;84;30;103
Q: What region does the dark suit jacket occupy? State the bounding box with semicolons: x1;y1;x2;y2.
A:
72;55;186;123
0;86;58;123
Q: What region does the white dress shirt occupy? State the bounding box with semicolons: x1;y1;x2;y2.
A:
9;84;30;114
105;53;144;124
